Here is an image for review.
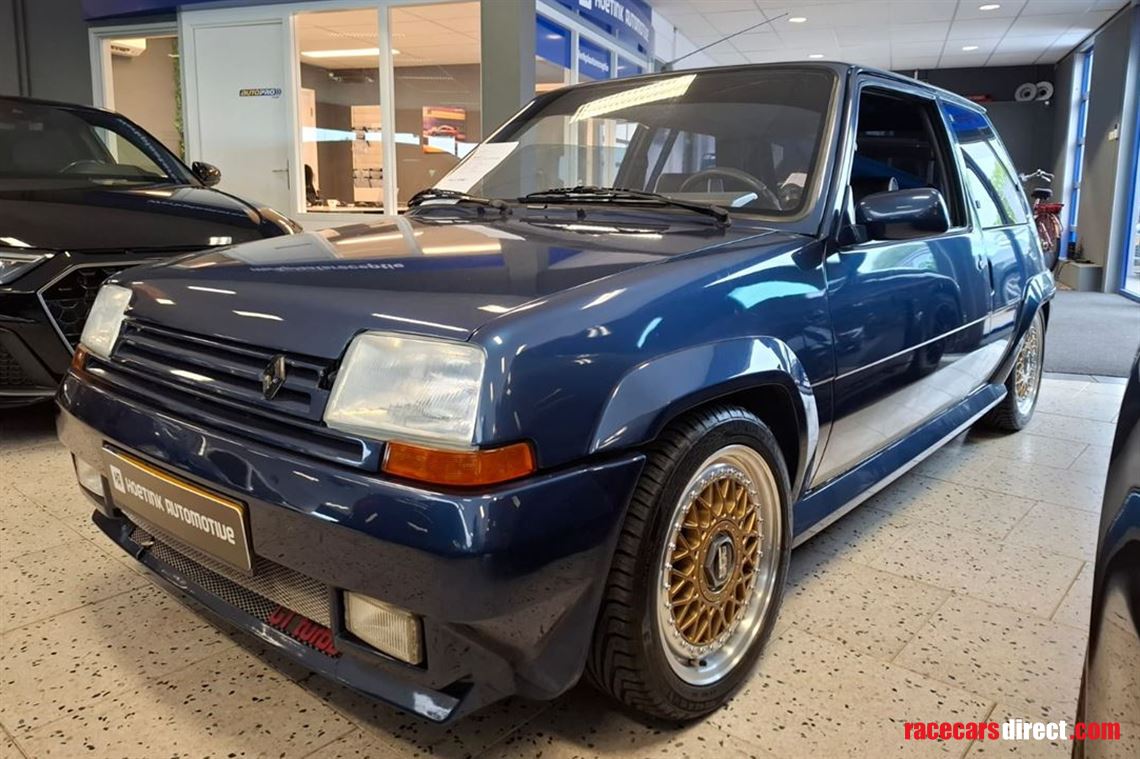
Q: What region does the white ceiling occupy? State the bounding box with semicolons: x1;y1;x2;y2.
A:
649;0;1127;70
296;3;480;70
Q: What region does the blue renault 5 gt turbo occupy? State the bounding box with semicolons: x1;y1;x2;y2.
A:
56;63;1053;723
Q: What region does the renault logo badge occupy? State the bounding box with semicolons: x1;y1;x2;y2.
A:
704;533;735;592
261;354;288;400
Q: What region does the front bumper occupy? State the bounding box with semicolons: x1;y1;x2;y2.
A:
57;373;644;721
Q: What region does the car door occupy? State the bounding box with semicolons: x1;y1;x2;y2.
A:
812;80;997;487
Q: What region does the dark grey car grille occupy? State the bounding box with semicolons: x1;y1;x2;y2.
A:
129;519;331;628
40;265;131;347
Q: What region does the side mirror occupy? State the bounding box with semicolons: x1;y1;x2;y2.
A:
854;187;950;241
191;161;222;187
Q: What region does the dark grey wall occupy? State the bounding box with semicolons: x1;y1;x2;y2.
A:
909;64;1057;102
985;101;1055;175
1072;4;1138;288
905;65;1059;175
16;0;92;103
0;0;23;96
1049;52;1077;230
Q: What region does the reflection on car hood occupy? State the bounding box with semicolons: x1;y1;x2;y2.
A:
117;213;785;358
0;183;271;251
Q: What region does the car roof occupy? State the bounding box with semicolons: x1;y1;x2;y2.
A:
0;94;117;116
552;61;986;115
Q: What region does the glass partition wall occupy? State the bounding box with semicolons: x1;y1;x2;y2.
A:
292;1;480;215
295;8;383;213
390;2;482;208
287;0;648;219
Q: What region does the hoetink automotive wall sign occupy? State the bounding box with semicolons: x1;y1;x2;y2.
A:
549;0;653;52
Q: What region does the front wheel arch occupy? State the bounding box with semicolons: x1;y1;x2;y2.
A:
588;337;819;498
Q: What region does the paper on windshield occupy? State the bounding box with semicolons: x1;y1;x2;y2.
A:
434;142;518;193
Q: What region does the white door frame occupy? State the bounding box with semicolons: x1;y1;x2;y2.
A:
88;21;180;112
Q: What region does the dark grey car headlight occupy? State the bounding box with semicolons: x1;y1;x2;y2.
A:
0;249;52;284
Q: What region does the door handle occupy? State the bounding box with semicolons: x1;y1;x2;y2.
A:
272;167;290;188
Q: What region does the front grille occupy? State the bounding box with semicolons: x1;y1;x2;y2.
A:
116;320;330;421
0;345;34;387
129;520;332;628
40;265;130;347
90;319;373;468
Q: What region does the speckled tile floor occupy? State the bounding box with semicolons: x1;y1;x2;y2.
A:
0;374;1126;759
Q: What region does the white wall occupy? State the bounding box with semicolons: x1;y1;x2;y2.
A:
651;8;715;70
111;37;182;156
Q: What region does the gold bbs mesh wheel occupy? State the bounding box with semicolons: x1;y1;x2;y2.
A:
1014;315;1043;417
664;466;760;653
655;444;782;686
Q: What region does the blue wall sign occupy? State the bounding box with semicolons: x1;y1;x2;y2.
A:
577;37;612;80
549;0;652;53
536;15;572;69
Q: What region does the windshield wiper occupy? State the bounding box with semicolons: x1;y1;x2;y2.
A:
407;187;509;216
519;185;730;226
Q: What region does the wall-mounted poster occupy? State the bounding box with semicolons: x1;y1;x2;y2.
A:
422;106;467;155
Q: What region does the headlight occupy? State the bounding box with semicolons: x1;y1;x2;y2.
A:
79;284;132;359
324;332;485;447
0;250;51;284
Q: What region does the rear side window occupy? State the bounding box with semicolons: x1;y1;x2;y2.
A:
941;102;1028;228
961;162;1006;227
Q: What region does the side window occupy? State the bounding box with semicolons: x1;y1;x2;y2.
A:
848;88;966;231
962;162;1006;227
972;140;1028;224
942;101;1028;228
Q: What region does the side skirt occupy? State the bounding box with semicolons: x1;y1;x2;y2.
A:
791;383;1006;546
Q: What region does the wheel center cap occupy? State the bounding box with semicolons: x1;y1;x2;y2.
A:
703;532;736;593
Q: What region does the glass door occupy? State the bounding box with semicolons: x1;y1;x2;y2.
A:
294;7;384;214
389;1;482;209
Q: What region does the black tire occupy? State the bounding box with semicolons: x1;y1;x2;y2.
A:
981;310;1045;431
585;405;791;722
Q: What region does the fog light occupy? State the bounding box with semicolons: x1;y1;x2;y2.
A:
73;456;103;495
344;592;423;665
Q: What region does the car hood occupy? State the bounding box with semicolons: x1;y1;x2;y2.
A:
0;183;275;251
117;213;785;359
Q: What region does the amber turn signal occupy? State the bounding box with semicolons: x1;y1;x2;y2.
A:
382;440;536;487
70;345;89;372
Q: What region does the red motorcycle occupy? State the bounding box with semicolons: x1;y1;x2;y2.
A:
1021;169;1063;271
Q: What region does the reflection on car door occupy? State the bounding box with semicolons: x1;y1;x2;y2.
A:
813;83;1000;486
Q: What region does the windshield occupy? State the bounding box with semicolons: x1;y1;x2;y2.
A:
0;99;189;186
435;67;836;218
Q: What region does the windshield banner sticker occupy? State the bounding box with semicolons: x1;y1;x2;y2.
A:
435;141;518;193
